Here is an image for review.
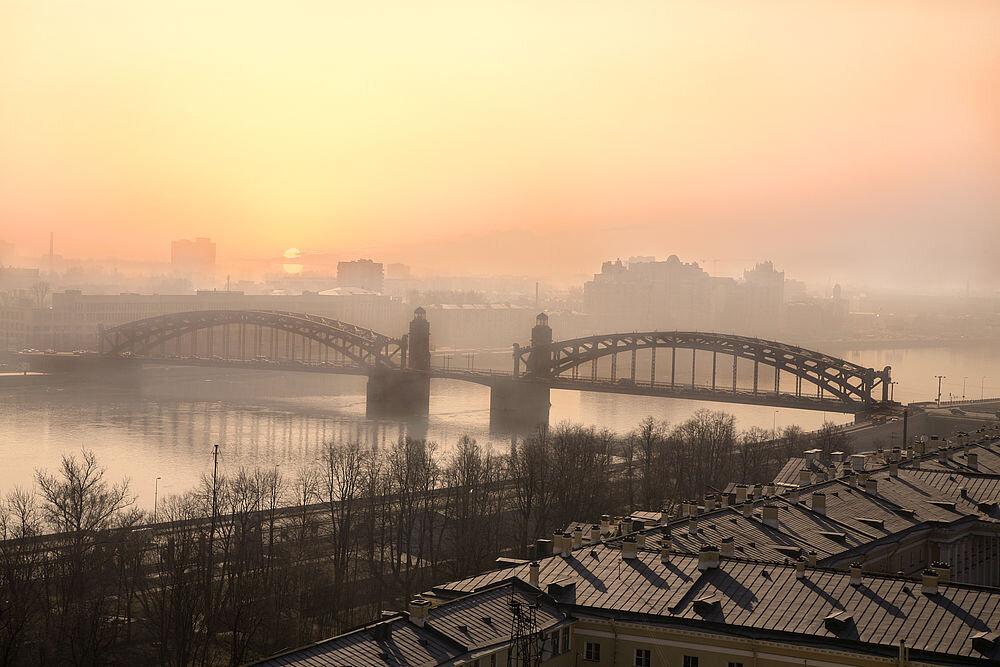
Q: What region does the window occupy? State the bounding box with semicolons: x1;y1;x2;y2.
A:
561;627;570;653
490;655;497;667
634;648;651;667
728;663;744;667
683;657;699;667
584;641;601;662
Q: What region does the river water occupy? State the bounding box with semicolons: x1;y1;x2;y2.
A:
2;343;997;509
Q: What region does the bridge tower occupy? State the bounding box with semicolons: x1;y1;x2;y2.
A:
490;312;551;432
527;313;553;377
366;307;431;418
408;307;431;371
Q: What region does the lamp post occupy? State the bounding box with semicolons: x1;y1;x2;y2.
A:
153;476;161;522
773;410;779;438
962;376;968;400
982;376;987;400
935;375;946;406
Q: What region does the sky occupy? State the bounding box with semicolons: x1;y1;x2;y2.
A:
1;1;998;287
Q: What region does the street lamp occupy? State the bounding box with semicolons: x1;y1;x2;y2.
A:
962;376;968;400
773;410;779;437
153;476;162;522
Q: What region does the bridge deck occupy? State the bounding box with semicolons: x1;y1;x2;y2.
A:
130;357;861;413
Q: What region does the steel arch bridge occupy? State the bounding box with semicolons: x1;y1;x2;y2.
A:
98;310;405;368
514;331;892;408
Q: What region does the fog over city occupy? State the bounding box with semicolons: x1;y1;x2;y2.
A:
1;2;1000;666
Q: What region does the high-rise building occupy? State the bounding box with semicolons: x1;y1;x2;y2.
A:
337;258;384;293
742;260;785;334
170;238;216;284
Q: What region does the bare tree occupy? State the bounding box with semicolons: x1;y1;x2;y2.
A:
34;449;136;665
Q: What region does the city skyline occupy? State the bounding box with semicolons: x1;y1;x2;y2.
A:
2;1;999;288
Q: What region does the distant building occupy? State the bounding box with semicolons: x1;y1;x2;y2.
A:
337;259;383;293
583;256;728;333
170;238;215;285
742;260;785;335
385;262;411;280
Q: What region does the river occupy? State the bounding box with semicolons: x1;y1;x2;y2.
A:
1;342;997;509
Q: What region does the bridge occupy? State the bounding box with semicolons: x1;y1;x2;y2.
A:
25;309;894;429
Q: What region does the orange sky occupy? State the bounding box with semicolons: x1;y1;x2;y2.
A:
1;1;998;285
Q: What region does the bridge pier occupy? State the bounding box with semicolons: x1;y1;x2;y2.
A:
366;368;430;418
489;379;550;432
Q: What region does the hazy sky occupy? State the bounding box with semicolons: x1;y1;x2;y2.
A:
2;1;998;286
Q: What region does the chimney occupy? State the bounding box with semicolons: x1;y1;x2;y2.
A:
600;514;611;536
891;447;901;463
915;439;926;454
938;448;948;464
788;488;800;504
805;449;818;466
743;501;754;518
849;562;862;586
807;551;818;567
735;484;748;503
858;471;870;485
764;483;776;496
932;560;951;583
762;504;780;528
921;569;939;596
795;557;806;579
704;494;717;512
660;538;671;564
408;598;431;627
968;452;979;470
811;492;827;516
552;532;563;555
589;524;601;544
850;454;866;471
637;532;647;549
865;478;878;496
529;561;540;586
721;536;735;557
698;546;720;570
889;462;899;477
561;533;573;558
831;451;845;464
688;517;698;536
573;526;584;549
535;538;552;558
847;474;857;488
622;536;637;560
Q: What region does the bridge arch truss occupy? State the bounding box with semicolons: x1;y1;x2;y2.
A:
99;310;404;368
515;331;891;408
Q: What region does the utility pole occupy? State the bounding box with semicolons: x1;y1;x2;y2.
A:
935;375;946;406
153;476;161;522
206;443;219;639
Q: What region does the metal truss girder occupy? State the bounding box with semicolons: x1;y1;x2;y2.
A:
100;310;402;368
517;330;891;407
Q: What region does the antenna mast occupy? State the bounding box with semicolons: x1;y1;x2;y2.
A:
506;588;540;667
